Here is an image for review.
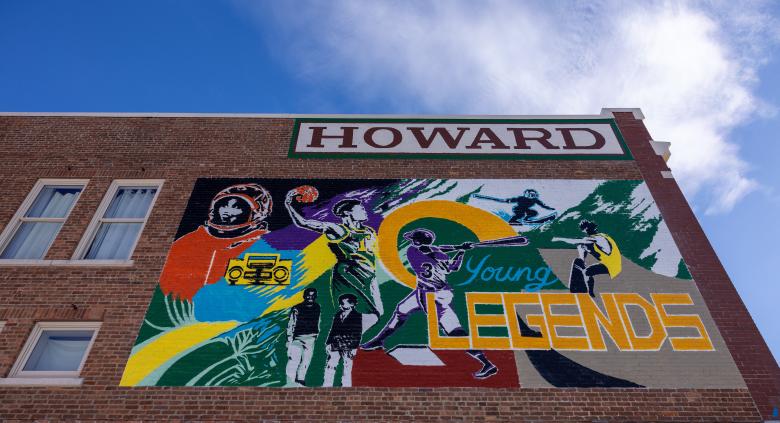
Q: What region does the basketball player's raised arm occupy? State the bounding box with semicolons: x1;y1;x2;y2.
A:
285;190;344;237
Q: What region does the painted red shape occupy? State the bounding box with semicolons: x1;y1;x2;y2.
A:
352;349;520;388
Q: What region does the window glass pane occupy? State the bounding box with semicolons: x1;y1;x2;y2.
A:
84;223;142;260
23;330;94;372
0;222;62;259
103;187;157;219
25;186;82;218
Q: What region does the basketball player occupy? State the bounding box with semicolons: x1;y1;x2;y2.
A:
285;191;383;323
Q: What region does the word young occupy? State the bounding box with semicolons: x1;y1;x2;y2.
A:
459;255;560;291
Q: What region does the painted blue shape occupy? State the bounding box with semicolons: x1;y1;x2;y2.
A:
192;239;309;322
495;210;512;222
192;279;269;322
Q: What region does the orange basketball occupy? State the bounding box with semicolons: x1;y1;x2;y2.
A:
294;185;319;203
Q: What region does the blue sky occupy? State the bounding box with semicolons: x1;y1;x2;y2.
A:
1;1;778;362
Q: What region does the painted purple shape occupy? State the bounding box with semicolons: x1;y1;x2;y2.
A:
263;225;321;250
264;188;388;250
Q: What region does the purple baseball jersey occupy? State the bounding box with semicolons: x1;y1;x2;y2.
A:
407;245;452;291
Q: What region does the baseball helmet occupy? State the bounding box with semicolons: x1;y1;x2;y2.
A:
206;183;272;233
403;228;435;246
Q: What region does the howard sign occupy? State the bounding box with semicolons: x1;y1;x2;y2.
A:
289;118;632;160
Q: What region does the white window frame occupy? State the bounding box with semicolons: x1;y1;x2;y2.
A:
0;321;101;386
0;179;89;262
72;179;164;262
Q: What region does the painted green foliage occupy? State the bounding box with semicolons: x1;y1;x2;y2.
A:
529;180;688;279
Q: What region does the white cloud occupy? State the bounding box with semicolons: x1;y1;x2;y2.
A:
237;0;779;213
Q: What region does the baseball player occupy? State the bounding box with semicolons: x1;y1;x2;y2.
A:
361;228;498;379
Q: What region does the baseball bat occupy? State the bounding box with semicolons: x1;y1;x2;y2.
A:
472;235;529;247
472;194;505;202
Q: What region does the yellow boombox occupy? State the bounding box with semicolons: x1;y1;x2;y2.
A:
225;253;293;286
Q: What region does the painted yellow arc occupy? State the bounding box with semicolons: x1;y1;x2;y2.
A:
377;200;517;288
119;321;238;386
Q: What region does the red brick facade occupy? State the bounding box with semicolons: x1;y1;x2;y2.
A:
0;113;777;421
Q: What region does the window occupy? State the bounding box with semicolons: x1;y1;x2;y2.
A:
4;322;100;383
74;180;163;261
0;180;87;260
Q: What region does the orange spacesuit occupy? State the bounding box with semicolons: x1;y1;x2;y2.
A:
158;183;273;301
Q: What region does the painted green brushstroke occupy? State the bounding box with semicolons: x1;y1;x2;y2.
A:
528;180;689;278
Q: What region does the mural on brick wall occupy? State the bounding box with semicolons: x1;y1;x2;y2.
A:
120;179;745;388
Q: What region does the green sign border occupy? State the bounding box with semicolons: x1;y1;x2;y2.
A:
287;118;634;161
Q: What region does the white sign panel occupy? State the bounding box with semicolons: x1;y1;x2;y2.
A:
289;119;631;159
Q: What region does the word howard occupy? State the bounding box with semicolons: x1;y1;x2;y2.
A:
292;121;628;157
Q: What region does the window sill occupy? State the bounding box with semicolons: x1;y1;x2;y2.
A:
0;377;83;386
0;259;134;267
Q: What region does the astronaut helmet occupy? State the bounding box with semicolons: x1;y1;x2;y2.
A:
206;183;272;237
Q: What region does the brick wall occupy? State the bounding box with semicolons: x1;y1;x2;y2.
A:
613;112;780;420
0;115;773;421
